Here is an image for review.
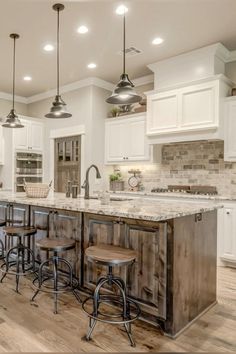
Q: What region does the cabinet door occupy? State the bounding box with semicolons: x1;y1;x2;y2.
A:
30;122;43;151
224;101;236;161
105;120;126;162
53;209;81;279
124;220;167;319
83;214;121;290
128;117;150;161
13;120;30;150
180;82;217;130
147;90;179;135
220;207;236;262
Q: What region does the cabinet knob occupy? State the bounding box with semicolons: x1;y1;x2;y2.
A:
226;211;230;215
123;157;125;160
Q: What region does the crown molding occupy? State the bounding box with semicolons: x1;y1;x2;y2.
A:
0;74;154;105
27;77;114;104
0;91;27;104
226;50;236;63
133;74;154;87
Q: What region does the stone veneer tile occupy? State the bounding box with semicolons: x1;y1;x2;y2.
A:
111;140;236;196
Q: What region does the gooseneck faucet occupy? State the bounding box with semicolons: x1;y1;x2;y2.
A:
82;164;101;199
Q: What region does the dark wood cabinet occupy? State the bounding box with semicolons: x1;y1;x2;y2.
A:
83;213;167;319
30;206;82;280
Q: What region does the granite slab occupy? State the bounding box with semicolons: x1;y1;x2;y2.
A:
0;191;221;222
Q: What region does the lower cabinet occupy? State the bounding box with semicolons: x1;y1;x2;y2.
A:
83;213;167;319
218;203;236;263
30;206;82;280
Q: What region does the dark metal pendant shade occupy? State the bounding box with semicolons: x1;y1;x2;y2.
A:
45;95;72;118
106;73;142;104
106;10;141;105
2;109;24;128
2;33;24;128
45;3;72;119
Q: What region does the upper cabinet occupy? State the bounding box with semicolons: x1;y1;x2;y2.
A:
105;113;151;164
146;75;232;144
0;127;4;165
224;97;236;161
13;117;44;151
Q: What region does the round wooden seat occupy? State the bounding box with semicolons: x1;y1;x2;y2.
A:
85;244;136;266
36;238;75;252
3;226;37;237
0;219;6;227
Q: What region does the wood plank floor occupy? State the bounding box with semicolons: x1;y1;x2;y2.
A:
0;266;235;352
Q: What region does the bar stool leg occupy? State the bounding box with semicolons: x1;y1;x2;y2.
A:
31;259;47;301
52;253;58;314
58;257;82;303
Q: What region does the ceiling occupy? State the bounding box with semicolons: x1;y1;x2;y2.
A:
1;0;236;98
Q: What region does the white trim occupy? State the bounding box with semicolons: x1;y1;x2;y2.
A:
27;77;114;104
0;91;27;104
49;124;85;139
133;74;154;87
49;124;86;191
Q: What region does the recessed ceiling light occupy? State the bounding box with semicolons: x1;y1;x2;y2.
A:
23;76;32;81
116;5;128;15
77;25;88;34
87;63;97;69
43;44;54;52
152;37;164;45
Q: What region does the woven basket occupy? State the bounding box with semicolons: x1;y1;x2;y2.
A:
24;182;51;198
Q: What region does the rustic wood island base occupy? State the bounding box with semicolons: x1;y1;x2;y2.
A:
0;192;218;338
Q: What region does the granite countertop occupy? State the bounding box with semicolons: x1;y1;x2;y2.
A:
0;191;221;222
110;190;236;201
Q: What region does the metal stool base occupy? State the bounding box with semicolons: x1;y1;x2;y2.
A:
82;267;140;347
31;255;81;314
0;242;35;293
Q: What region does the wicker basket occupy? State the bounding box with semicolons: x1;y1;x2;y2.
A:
110;180;124;192
24;182;51;198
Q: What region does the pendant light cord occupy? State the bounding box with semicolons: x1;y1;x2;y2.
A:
12;36;16;111
123;12;126;75
57;7;60;96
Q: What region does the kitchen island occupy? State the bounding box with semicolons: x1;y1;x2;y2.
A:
0;192;220;337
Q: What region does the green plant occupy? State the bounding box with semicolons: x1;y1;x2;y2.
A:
110;107;120;117
109;171;122;182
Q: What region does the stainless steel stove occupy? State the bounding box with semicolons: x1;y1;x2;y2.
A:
151;185;218;196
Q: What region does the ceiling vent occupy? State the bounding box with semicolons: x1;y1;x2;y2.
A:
118;47;142;57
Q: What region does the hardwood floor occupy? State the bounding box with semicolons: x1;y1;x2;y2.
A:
0;266;235;352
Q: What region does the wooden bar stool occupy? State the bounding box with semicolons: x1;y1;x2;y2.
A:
31;238;81;314
0;226;37;292
82;244;140;347
0;220;6;259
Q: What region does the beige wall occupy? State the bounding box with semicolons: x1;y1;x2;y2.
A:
0;98;28;117
226;62;236;85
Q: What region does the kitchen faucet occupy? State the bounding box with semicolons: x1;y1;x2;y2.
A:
82;164;101;199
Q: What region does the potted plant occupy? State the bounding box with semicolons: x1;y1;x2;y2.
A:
109;170;124;191
110;107;120;117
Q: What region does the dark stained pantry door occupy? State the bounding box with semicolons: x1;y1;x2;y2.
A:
54;135;81;193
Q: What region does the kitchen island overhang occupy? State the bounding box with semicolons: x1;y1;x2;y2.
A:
0;192;220;337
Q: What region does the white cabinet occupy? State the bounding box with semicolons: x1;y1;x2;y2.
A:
0;127;4;165
13;117;44;151
105;114;150;163
218;203;236;263
146;75;231;143
224;98;236;161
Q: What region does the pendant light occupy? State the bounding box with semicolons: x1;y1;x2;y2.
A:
2;34;24;128
45;3;72;118
106;7;141;105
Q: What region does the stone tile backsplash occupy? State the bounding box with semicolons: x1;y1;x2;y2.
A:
114;140;236;196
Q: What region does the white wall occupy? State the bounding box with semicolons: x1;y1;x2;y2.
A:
0;99;28;190
27;85;110;193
